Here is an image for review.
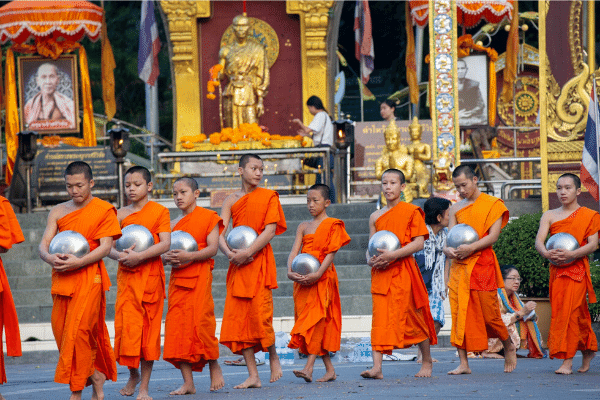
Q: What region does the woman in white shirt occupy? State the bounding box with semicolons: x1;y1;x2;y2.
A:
292;96;335;201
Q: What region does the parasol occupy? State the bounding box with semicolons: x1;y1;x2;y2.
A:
409;1;514;28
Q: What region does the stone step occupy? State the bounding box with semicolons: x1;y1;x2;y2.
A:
16;293;374;324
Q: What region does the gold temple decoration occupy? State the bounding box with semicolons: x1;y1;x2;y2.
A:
161;1;334;150
375;119;417;203
432;139;455;192
407;117;432;198
220;17;279;68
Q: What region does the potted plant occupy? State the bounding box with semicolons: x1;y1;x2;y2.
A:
494;212;551;343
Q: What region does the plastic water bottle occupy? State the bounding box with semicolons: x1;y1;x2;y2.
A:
352;337;372;363
274;331;295;365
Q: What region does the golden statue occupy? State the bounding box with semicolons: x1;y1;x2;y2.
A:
433;139;455;191
218;15;270;129
375;119;416;203
406;117;432;197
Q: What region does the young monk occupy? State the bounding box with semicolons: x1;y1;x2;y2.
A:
287;184;350;383
218;153;287;389
535;173;599;374
39;161;121;400
361;169;437;380
0;195;24;400
110;166;171;400
163;177;225;393
444;165;517;374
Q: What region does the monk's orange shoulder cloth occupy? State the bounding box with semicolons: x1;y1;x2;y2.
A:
163;206;224;371
451;193;508;346
0;196;24;384
288;218;350;355
228;187;286;298
52;197;122;386
114;200;170;366
549;206;600;303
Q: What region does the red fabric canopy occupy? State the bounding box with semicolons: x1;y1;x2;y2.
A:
0;1;103;44
409;0;514;28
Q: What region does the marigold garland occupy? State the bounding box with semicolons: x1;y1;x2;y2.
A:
207;64;223;100
179;123;305;149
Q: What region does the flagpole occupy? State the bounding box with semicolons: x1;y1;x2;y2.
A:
593;76;600;211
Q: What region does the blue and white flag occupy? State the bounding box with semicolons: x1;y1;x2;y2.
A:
581;84;600;201
138;0;161;86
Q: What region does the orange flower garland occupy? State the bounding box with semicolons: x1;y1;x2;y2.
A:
207;64;223;100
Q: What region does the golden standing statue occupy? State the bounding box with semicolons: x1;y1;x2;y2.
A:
406;117;432;197
375;119;416;203
218;15;270;129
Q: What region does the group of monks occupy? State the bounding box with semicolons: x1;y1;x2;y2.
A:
0;154;597;400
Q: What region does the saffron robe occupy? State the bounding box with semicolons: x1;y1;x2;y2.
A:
0;196;24;384
114;201;170;367
547;207;600;359
220;188;286;354
51;198;121;391
449;193;509;351
163;207;224;371
288;218;350;355
370;202;437;353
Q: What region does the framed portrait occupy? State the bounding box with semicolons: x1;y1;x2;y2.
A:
457;54;488;127
18;55;80;134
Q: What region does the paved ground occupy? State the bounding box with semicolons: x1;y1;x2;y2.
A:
2;348;600;399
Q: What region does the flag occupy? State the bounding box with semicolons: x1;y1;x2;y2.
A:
354;0;374;84
405;1;418;105
581;84;600;201
101;13;116;120
138;0;161;86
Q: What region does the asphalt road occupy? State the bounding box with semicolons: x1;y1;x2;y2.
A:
2;348;599;399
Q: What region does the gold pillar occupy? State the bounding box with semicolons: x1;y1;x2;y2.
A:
588;0;595;73
539;0;549;211
286;1;334;123
160;1;210;151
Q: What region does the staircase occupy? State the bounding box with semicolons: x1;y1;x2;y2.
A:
8;202;375;325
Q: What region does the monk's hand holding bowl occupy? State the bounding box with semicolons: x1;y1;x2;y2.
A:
287;270;304;282
168;249;193;267
52;253;83;272
454;243;475;260
443;246;458;260
298;271;322;286
119;244;143;268
229;248;253;266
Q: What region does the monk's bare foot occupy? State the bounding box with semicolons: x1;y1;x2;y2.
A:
0;393;5;400
234;376;261;389
91;370;106;400
293;369;313;382
269;355;283;383
415;360;433;377
135;389;152;400
417;357;438;363
555;359;573;375
447;365;471;375
69;392;82;400
316;371;336;382
578;351;595;373
120;370;141;396
169;383;196;395
360;368;383;379
209;361;225;391
503;342;517;373
482;351;504;359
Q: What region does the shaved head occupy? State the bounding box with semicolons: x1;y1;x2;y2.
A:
239;154;262;168
382;168;405;184
65;161;93;180
308;184;330;200
452;165;476;180
174;177;198;191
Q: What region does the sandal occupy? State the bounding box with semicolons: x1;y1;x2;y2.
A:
223;357;265;366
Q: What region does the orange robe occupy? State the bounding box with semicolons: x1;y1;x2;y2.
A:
449;193;509;352
220;188;286;354
51;198;121;391
288;218;351;355
114;201;170;367
0;196;24;384
371;202;437;353
163;207;224;371
548;207;600;359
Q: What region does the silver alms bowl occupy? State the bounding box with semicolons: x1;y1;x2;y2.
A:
170;231;198;252
227;225;258;250
291;253;320;275
49;230;90;258
116;224;154;252
368;230;400;258
446;224;479;249
546;232;579;265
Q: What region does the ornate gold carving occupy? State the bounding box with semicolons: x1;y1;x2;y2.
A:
220;17;280;67
569;1;584;75
495;44;539;72
497;76;539;126
545;61;590;142
286;1;334;122
160;1;198;74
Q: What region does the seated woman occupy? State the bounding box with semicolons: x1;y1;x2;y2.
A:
483;266;546;359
